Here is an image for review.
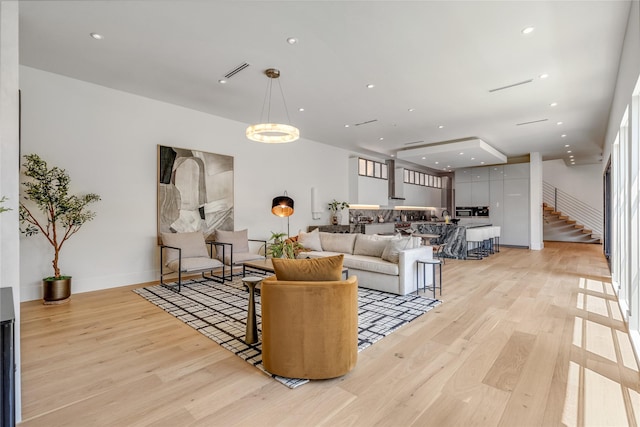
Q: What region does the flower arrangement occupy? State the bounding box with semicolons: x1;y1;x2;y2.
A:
327;199;349;213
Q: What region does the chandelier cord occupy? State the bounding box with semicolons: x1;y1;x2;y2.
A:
276;78;292;125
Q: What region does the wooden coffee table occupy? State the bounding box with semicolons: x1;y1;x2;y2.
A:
242;258;348;279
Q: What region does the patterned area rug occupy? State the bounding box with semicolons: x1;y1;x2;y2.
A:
134;277;441;388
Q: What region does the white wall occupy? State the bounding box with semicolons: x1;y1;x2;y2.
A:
603;0;640;166
543;159;603;208
19;66;351;301
0;1;22;420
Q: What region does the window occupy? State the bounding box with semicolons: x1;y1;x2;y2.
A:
357;157;388;180
402;168;443;188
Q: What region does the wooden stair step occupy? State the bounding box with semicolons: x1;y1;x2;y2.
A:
543;206;554;211
566;220;577;224
558;215;568;220
574;224;585;229
582;229;593;234
551;211;561;216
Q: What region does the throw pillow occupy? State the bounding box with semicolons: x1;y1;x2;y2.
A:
161;231;209;265
271;254;344;281
318;232;357;254
214;229;250;253
381;237;413;263
297;228;323;251
353;234;395;258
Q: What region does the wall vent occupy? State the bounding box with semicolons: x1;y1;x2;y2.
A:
224;62;250;79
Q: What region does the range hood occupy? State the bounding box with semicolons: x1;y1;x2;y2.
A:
386;159;405;201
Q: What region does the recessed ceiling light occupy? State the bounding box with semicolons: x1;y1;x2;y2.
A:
379;137;384;141
557;121;563;125
564;144;570;147
561;134;567;138
550;102;558;107
435;161;439;165
459;152;464;155
90;33;103;40
218;79;227;84
286;37;298;45
471;157;475;160
539;73;549;79
422;157;426;160
447;165;451;168
391;154;395;157
366;84;375;89
522;26;535;35
344;124;350;128
567;150;572;153
570;155;574;158
408;108;415;112
298;107;305;112
481;162;485;165
438;125;444;129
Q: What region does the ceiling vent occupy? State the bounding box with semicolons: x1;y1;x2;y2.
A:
354;119;378;126
224;62;250;79
516;118;549;126
488;79;533;93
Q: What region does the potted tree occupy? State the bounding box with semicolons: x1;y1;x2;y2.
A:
327;199;349;225
19;154;101;304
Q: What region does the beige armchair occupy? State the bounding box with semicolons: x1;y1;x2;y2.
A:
260;275;359;379
213;229;266;280
160;231;227;292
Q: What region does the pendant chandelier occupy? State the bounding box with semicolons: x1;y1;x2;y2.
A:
246;68;300;143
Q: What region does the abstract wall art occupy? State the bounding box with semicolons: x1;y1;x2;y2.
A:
158;145;234;240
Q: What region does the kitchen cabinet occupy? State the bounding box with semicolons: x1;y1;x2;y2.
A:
502;178;529;246
455;168;473;183
489;179;504;229
455;182;472;206
454;162;531;247
503;163;529;179
489;165;504;181
471;181;489;206
471;167;489;182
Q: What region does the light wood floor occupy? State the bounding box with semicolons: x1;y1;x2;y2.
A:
19;242;639;426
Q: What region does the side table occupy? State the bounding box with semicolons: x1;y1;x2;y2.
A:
242;276;262;344
416;259;442;299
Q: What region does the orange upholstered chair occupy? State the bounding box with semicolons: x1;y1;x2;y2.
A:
260;274;358;379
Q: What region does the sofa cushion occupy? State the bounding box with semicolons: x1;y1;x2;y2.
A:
381;237;418;263
342;254;399;276
319;232;357;254
353;234;396;258
167;256;223;273
272;254;344;281
161;231;209;265
297;228;323;251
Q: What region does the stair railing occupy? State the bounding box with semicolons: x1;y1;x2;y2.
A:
543;181;603;235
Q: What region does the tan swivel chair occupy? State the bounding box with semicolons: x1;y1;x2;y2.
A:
260;275;359;379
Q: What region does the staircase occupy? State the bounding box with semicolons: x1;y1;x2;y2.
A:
543;203;601;243
542;181;603;244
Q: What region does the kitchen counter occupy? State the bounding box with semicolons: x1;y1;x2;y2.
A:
412;222;492;260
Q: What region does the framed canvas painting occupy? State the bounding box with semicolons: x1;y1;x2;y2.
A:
158;145;234;240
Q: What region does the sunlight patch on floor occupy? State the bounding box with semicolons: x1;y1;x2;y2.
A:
567;277;640;425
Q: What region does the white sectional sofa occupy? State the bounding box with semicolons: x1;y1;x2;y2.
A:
295;230;433;295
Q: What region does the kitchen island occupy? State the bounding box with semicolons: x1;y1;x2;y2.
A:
409;222;492;260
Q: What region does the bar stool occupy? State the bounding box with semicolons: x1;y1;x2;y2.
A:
416;258;442;298
465;227;484;259
493;226;501;252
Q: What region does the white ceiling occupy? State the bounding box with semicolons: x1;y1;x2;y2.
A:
18;1;632;172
